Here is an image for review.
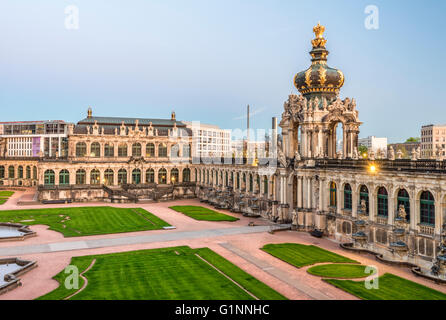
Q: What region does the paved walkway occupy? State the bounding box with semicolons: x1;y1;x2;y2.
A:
2;196;446;301
219;242;332;300
0;226;270;256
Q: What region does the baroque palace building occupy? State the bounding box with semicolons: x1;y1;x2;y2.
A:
1;23;446;275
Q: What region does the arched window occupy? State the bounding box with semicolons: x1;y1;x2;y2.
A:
118;144;128;157
158;144;167;157
90;142;101;157
344;184;352;210
0;166;4;179
397;189;410;221
132;169;141;184
183;144;191;158
118;169;127;185
146;169;155;183
26;166;31;179
104;144;114;157
8;166;14;179
420;191;435;226
243;173;246;190
329;182;337;207
249;174;253;192
33;166;37;180
377;187;388;217
170;144;180;158
236;172;240;189
132;143;142;157
76;142;87;157
171;168;179;184
146;143;155;157
183;168;190;182
158;168;167;184
264;176;268;195
104;169;114;185
90;169;100;185
59;169;70;185
76;169;86;185
359;185;369;215
18;166;23;179
44;170;55;185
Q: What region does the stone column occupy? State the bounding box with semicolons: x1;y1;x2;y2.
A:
307;177;312;209
369;189;376;222
435;192;442;235
301;129;307;158
388;190;395;226
297;177;303;209
352;184;358;217
318;178;324;211
409;188;417;231
337;181;342;215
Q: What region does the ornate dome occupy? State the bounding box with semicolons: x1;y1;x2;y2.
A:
294;23;344;98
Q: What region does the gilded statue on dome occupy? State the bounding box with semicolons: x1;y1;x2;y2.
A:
311;22;327;47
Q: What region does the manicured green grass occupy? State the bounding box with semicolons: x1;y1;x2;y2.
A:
0;191;14;197
307;264;371;279
169;206;239;222
0;190;14;205
38;246;286;300
195;248;286;300
325;273;446;300
261;243;358;268
0;206;170;237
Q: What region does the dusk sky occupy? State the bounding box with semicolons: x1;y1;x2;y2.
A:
0;0;445;142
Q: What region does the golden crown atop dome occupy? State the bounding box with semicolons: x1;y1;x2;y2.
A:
311;22;327;48
313;22;325;38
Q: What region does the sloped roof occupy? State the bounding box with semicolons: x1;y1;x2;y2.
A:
77;116;186;127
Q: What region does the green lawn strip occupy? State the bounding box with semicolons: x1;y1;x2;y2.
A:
38;246;278;300
324;273;446;300
307;264;370;279
169;206;239;222
261;243;358;268
0;191;14;197
0;206;170;237
37;256;94;300
194;248;287;300
0;199;6;205
131;208;170;227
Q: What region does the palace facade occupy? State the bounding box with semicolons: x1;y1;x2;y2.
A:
1;23;446;274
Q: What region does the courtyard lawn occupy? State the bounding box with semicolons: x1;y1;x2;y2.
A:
0;206;170;237
307;264;371;279
38;246;287;300
169;206;239;222
325;273;446;300
0;190;14;205
261;243;358;268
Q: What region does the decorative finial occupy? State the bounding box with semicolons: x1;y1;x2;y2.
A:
87;107;92;118
312;22;327;48
171;111;176;121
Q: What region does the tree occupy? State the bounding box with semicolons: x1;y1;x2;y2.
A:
406;137;420;143
358;145;368;157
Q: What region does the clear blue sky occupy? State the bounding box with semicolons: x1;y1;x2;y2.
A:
0;0;444;142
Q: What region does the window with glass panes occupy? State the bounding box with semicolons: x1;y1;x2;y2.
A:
344;184;352;210
377;187;388;217
420;191;435;226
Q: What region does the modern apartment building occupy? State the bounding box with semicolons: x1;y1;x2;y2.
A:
421;124;446;159
0;120;69;158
